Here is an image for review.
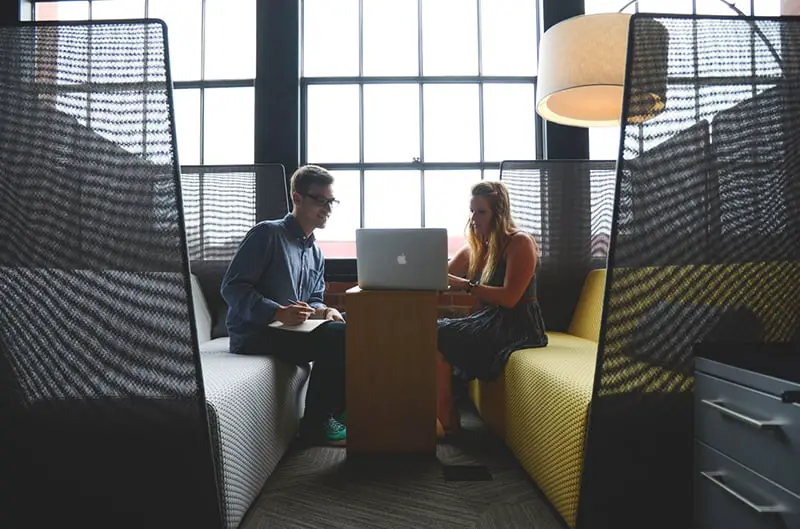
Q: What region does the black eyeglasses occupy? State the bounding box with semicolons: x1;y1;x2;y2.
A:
302;193;340;209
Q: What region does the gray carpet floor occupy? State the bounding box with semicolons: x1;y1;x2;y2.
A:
239;406;566;529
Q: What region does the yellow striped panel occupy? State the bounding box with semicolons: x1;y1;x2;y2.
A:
506;332;599;529
609;262;799;343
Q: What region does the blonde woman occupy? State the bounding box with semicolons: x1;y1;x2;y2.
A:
437;181;548;435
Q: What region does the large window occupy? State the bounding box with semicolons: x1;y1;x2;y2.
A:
33;0;257;261
34;0;256;167
301;0;541;258
585;0;782;161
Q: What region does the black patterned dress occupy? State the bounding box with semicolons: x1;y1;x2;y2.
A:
437;259;548;382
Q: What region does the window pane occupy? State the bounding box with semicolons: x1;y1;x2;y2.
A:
315;170;360;259
149;0;202;81
36;2;89;21
204;0;256;80
424;170;479;256
695;20;776;78
88;91;145;156
203;87;254;164
421;0;478;75
364;171;421;228
303;0;359;76
584;0;635;14
89;24;148;84
423;84;480;162
755;0;781;15
56;91;88;127
483;83;537;162
484;167;500;181
755;23;783;77
480;0;537;75
307;85;360;164
636;0;692;13
363;0;418;76
695;0;750;15
589;127;620;161
91;0;145;20
173;88;201;166
364;84;419;163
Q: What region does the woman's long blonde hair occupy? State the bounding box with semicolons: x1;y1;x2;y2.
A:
466;181;519;284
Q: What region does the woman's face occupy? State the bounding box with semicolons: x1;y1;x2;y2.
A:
470;195;493;238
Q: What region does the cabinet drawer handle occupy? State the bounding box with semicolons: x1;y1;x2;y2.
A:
701;399;780;429
701;471;784;514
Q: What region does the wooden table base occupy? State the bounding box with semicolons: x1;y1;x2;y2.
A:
345;287;438;455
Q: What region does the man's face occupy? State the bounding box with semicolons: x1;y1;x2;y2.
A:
294;184;337;230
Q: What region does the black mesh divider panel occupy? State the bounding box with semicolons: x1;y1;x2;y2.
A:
0;21;222;529
500;160;616;332
181;163;288;262
578;15;800;529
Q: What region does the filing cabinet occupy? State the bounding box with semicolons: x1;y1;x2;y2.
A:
694;356;800;529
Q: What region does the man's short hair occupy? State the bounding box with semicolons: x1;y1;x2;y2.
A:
290;164;334;196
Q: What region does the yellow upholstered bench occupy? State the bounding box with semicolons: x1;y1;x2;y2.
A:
469;268;607;529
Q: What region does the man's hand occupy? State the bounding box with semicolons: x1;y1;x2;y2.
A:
275;301;315;326
324;307;345;322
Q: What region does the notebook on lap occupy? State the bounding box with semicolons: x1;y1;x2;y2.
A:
355;228;448;291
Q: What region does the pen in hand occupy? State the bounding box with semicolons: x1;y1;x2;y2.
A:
281;299;314;325
287;299;314;312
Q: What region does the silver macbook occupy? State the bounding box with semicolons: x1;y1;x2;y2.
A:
356;228;448;291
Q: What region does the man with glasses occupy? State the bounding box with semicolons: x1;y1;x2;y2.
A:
221;164;347;445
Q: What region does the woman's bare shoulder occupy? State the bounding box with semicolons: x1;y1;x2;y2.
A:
506;232;536;255
448;244;471;275
454;244;471;258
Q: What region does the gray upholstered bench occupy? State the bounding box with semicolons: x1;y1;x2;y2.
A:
190;273;309;528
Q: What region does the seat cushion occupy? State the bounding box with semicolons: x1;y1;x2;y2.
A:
471;269;606;441
200;352;309;529
199;337;231;355
190;273;213;345
567;268;606;342
505;332;598;529
190;260;232;339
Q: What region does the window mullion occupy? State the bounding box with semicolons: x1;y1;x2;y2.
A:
417;0;425;227
477;0;486;169
358;0;365;228
417;0;425;165
199;0;207;165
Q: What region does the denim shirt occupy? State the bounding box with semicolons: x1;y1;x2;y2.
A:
221;214;326;353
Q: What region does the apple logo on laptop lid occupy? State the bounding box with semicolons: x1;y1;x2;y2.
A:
397;253;407;265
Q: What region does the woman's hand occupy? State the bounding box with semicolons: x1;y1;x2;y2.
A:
448;274;470;291
275;301;315;326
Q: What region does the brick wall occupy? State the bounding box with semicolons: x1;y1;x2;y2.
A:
324;282;480;319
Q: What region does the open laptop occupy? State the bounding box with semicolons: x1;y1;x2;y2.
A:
356;228;448;291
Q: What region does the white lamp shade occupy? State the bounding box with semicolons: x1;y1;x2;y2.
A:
536;13;666;127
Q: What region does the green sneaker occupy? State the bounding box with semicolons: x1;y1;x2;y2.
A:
323;416;347;444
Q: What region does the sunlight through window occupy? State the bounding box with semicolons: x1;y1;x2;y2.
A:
302;0;539;257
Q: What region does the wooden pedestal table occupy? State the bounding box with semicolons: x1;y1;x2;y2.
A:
345;286;438;456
